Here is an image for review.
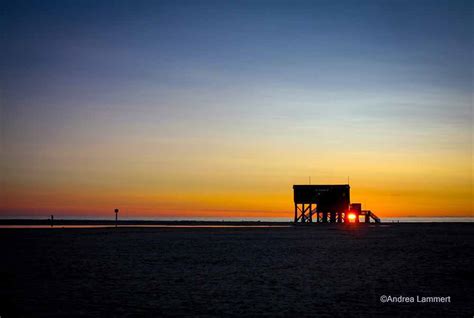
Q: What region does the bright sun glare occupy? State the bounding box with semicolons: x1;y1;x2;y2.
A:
348;213;357;221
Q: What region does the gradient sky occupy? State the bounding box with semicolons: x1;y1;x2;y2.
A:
1;0;472;218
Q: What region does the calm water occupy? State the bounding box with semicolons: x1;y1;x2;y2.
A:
1;217;472;222
0;217;472;229
382;217;473;223
0;225;291;229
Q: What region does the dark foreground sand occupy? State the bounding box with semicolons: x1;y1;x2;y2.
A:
0;224;472;317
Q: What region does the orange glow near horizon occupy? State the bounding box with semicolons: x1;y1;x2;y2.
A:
1;169;472;219
1;145;473;219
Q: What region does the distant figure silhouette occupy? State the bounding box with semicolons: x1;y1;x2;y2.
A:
50;215;54;228
114;209;119;227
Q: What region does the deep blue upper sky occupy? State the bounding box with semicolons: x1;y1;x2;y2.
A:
2;0;471;97
2;0;472;152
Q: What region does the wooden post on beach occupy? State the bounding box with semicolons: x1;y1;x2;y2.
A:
294;203;297;223
114;209;119;228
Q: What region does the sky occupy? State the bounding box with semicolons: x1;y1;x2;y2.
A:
1;0;472;219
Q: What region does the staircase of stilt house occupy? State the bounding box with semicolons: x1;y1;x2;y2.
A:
361;210;381;223
368;211;381;223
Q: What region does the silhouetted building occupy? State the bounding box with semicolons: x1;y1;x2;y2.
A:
293;184;380;223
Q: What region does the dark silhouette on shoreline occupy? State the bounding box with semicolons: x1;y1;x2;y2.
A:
293;184;380;223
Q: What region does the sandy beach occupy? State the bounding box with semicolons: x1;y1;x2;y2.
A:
0;223;472;317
